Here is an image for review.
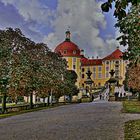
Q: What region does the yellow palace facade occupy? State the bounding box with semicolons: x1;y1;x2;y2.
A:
55;30;128;89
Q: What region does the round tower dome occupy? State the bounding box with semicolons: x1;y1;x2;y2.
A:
55;30;81;57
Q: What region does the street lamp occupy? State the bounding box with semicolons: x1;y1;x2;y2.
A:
107;69;118;101
84;68;93;96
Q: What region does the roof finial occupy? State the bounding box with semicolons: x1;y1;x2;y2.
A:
65;26;71;41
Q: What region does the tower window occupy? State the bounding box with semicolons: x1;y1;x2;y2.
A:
63;50;67;54
73;50;76;54
82;74;84;78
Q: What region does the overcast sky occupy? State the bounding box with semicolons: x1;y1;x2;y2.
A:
0;0;125;57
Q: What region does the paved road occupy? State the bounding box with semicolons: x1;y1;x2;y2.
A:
0;100;140;140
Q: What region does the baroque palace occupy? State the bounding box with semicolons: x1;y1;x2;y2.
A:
55;30;128;89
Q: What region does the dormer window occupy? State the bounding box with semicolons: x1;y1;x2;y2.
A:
63;50;67;54
106;61;109;65
73;50;76;54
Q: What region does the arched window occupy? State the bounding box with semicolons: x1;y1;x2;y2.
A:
63;50;67;54
73;50;76;54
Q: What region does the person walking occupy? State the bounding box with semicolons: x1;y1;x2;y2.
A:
92;94;94;101
99;93;102;100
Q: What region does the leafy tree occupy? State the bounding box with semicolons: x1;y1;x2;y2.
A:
101;1;140;95
0;27;79;112
127;64;140;100
0;28;32;113
63;70;78;102
37;51;68;105
101;0;139;20
116;5;140;96
115;4;140;64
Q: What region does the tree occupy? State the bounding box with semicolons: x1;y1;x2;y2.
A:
115;4;140;64
101;0;139;20
101;1;140;95
62;70;78;102
115;4;140;95
0;28;32;113
35;51;68;105
127;64;140;100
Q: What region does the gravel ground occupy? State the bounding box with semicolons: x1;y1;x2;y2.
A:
0;100;140;140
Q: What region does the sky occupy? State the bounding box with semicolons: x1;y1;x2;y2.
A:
0;0;125;58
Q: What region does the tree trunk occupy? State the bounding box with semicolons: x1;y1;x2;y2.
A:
50;89;53;105
30;92;33;109
43;97;45;103
2;93;6;114
47;94;50;106
138;92;140;101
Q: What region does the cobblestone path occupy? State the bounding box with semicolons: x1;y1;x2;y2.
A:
0;101;140;140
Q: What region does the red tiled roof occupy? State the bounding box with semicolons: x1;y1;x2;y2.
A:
54;40;81;57
103;49;123;60
81;57;102;66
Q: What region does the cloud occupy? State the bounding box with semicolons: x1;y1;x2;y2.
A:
0;0;121;57
43;0;120;57
0;0;54;41
0;0;53;24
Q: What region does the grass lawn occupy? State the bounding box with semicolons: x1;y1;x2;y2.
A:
0;103;69;119
122;100;140;113
0;103;16;107
0;106;50;119
125;119;140;140
123;101;140;139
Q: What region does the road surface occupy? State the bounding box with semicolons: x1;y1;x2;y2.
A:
0;100;140;140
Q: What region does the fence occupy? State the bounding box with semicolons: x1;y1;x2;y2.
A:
0;103;48;114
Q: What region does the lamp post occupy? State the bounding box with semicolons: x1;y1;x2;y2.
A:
84;68;93;97
107;69;118;101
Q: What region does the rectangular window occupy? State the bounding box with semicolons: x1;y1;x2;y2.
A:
82;68;84;72
82;74;84;78
93;66;96;72
73;65;76;70
73;58;76;63
93;73;96;79
98;66;102;72
63;50;67;54
98;73;102;79
106;73;109;78
106;66;109;71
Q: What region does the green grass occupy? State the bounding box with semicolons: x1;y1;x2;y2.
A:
0;103;72;119
0;106;49;119
123;101;140;139
0;103;16;107
125;119;140;140
122;101;140;113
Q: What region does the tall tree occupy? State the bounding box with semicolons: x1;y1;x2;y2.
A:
101;1;140;95
0;28;32;113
